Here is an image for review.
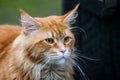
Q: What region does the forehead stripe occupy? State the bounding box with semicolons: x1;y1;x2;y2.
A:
47;21;66;38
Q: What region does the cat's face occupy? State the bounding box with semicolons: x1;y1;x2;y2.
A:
36;19;75;65
28;19;75;65
19;5;79;65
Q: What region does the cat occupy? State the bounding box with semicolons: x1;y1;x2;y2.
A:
0;4;80;80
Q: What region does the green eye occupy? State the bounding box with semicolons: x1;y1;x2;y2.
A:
45;38;54;44
64;36;70;43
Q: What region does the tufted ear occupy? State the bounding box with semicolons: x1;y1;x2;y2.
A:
62;4;79;25
19;9;39;35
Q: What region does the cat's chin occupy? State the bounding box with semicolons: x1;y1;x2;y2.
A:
56;58;66;65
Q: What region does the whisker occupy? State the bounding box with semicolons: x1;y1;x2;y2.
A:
41;57;50;69
73;56;88;69
80;56;101;61
69;58;89;80
75;63;89;80
70;26;87;39
71;52;88;69
74;50;101;61
36;57;44;64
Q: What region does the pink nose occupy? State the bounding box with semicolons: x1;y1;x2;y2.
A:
60;49;66;53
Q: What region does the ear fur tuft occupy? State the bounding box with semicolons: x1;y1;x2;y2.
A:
19;9;39;35
63;4;80;25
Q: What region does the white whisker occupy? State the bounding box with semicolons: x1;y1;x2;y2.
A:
69;58;89;80
40;57;50;70
70;26;87;39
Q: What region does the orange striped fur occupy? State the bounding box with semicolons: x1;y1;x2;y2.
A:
0;4;79;80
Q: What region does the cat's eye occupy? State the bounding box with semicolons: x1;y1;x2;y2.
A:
64;36;71;43
45;38;55;44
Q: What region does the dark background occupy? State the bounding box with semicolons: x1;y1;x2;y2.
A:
62;0;120;80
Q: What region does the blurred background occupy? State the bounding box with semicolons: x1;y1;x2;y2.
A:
62;0;120;80
0;0;61;24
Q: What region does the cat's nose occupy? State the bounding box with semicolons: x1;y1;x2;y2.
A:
60;49;66;54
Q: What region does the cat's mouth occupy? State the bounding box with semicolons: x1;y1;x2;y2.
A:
56;54;69;60
51;55;67;61
52;55;70;65
47;52;71;65
48;55;66;65
57;57;68;65
59;56;67;60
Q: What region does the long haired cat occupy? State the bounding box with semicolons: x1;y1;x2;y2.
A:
0;4;80;80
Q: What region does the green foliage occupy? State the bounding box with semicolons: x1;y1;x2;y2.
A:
0;0;61;24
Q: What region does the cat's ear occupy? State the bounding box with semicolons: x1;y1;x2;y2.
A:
62;4;79;25
19;9;39;35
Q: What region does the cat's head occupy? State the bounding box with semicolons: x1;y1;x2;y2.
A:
18;4;79;66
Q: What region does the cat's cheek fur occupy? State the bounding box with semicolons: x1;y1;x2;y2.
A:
25;42;51;63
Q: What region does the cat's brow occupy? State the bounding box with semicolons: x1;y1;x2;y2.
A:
50;26;66;38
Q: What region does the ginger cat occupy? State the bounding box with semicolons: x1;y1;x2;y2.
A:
0;4;79;80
